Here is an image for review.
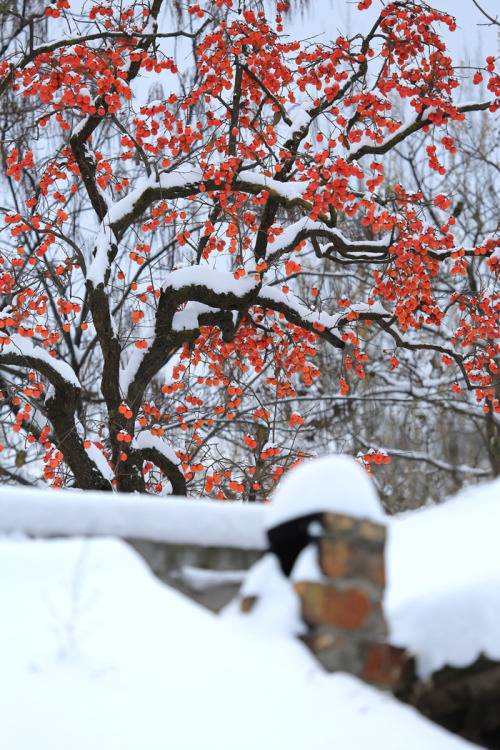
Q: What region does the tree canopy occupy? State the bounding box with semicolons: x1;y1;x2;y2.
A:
0;0;499;500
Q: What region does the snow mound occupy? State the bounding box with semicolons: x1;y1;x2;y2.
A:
265;455;384;529
229;552;305;637
386;476;500;678
0;535;478;750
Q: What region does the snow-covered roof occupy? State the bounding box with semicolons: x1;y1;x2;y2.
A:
265;455;385;530
2;464;500;686
386;477;500;679
0;535;478;750
0;486;267;550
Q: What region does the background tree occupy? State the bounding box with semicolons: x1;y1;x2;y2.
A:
0;0;499;502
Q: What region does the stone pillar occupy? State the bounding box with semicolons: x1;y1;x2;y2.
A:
294;512;411;690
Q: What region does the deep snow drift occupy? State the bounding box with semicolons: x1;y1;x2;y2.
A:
0;534;476;750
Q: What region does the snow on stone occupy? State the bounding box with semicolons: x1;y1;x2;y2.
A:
0;335;81;388
265;455;384;530
176;565;247;592
3;453;500;693
0;486;267;550
134;430;179;465
0;535;479;750
231;552;307;638
386;476;500;679
162;265;257;296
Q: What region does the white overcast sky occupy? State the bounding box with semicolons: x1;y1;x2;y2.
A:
288;0;499;68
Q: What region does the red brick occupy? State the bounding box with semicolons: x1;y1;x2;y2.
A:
294;581;371;630
319;537;386;587
362;643;411;687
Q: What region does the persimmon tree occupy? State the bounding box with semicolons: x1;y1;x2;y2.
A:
1;0;500;498
291;106;500;509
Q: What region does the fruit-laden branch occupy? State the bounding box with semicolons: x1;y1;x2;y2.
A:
0;337;111;490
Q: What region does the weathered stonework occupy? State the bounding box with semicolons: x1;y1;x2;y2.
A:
294;581;373;630
319;536;386;586
293;512;411;690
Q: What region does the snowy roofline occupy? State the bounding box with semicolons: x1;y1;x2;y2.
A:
0;486;267;550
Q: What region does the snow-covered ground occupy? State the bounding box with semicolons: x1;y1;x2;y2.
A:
2;458;500;749
0;535;476;750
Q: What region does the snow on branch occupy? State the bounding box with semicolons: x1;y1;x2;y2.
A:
257;287;345;348
134;431;186;496
162;266;257;297
0;335;81;389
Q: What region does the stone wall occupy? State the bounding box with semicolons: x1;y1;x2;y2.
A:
0;488;266;613
266;511;411;690
128;538;263;611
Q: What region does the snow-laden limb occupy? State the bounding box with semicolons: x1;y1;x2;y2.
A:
254;289;471;383
87;170;206;287
85;441;115;483
119;319;157;396
267;216;390;262
320;230;390;260
134;430;186;495
356;436;490;478
121;269;260;410
0;336;112;491
86;223;117;287
108;169;203;227
104;168;204;239
120;344;150;398
0;334;81;388
282;101;312;141
257;286;345;348
162;266;257;296
241;171;310;202
256;290;395;350
172;302;219;331
134;431;180;466
267;216;319;254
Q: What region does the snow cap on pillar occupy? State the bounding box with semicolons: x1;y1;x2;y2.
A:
265;454;384;531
